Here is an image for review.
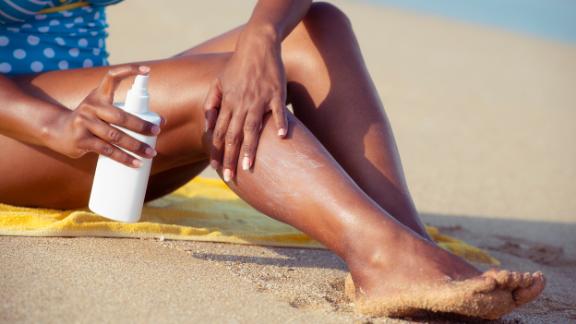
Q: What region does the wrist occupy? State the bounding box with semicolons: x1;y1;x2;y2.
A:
38;103;69;148
237;22;281;52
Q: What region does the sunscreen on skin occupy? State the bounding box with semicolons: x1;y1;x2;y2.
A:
88;75;161;223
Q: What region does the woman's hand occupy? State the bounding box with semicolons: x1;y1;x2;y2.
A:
46;65;163;168
203;29;288;182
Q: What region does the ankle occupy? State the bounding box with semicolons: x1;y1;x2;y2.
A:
343;227;413;272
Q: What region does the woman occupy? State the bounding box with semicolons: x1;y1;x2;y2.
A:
0;0;544;319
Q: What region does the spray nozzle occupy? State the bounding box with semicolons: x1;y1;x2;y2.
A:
130;75;149;96
123;75;150;114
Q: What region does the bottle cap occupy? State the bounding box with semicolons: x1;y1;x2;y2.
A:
131;75;149;95
123;75;149;114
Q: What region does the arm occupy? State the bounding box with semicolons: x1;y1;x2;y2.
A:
204;0;313;181
240;0;313;43
0;75;66;146
0;66;161;168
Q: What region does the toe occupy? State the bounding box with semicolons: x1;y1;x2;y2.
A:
519;272;534;288
493;270;514;290
484;269;526;291
513;272;546;306
470;275;498;293
508;271;523;289
483;268;500;277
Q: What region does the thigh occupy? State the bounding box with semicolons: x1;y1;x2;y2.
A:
177;23;312;80
0;53;229;209
145;160;210;202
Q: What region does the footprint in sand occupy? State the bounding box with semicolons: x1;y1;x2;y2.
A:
493;236;575;267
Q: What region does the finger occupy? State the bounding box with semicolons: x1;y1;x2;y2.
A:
241;112;262;171
270;96;288;138
210;108;232;172
203;79;222;132
83;137;142;168
83;118;156;159
222;111;246;182
96;64;150;102
94;103;160;136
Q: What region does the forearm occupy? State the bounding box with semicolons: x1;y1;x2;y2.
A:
0;76;67;147
239;0;313;48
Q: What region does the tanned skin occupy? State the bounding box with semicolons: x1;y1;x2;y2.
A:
0;1;544;319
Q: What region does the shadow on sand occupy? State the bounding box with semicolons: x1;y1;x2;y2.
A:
189;212;576;271
188;212;576;322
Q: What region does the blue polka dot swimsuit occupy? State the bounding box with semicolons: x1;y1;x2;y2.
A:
0;1;123;76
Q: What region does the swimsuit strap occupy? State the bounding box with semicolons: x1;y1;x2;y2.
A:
40;0;124;14
39;1;90;14
0;1;123;24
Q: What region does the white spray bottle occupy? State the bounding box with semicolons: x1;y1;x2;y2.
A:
88;75;161;223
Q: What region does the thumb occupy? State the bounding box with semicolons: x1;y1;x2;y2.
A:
96;64;149;103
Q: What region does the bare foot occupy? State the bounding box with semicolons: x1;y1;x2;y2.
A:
344;236;546;320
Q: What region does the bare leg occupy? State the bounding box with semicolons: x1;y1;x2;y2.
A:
179;3;428;238
0;54;226;208
0;4;544;319
219;112;545;320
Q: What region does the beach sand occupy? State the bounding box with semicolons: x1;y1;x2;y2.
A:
1;0;575;322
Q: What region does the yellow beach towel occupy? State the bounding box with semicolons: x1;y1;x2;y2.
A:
0;177;499;265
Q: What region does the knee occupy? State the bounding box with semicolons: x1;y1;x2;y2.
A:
305;2;353;33
284;2;355;73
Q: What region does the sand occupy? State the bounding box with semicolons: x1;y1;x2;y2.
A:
1;0;575;322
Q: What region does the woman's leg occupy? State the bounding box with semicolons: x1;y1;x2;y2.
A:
2;53;543;322
219;112;544;319
0;54;225;208
178;3;429;238
0;7;544;319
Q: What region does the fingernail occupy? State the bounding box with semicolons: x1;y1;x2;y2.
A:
139;66;150;74
145;147;156;157
278;128;287;137
210;160;218;170
132;159;142;167
151;125;160;135
204;120;209;132
223;169;232;182
242;157;250;171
